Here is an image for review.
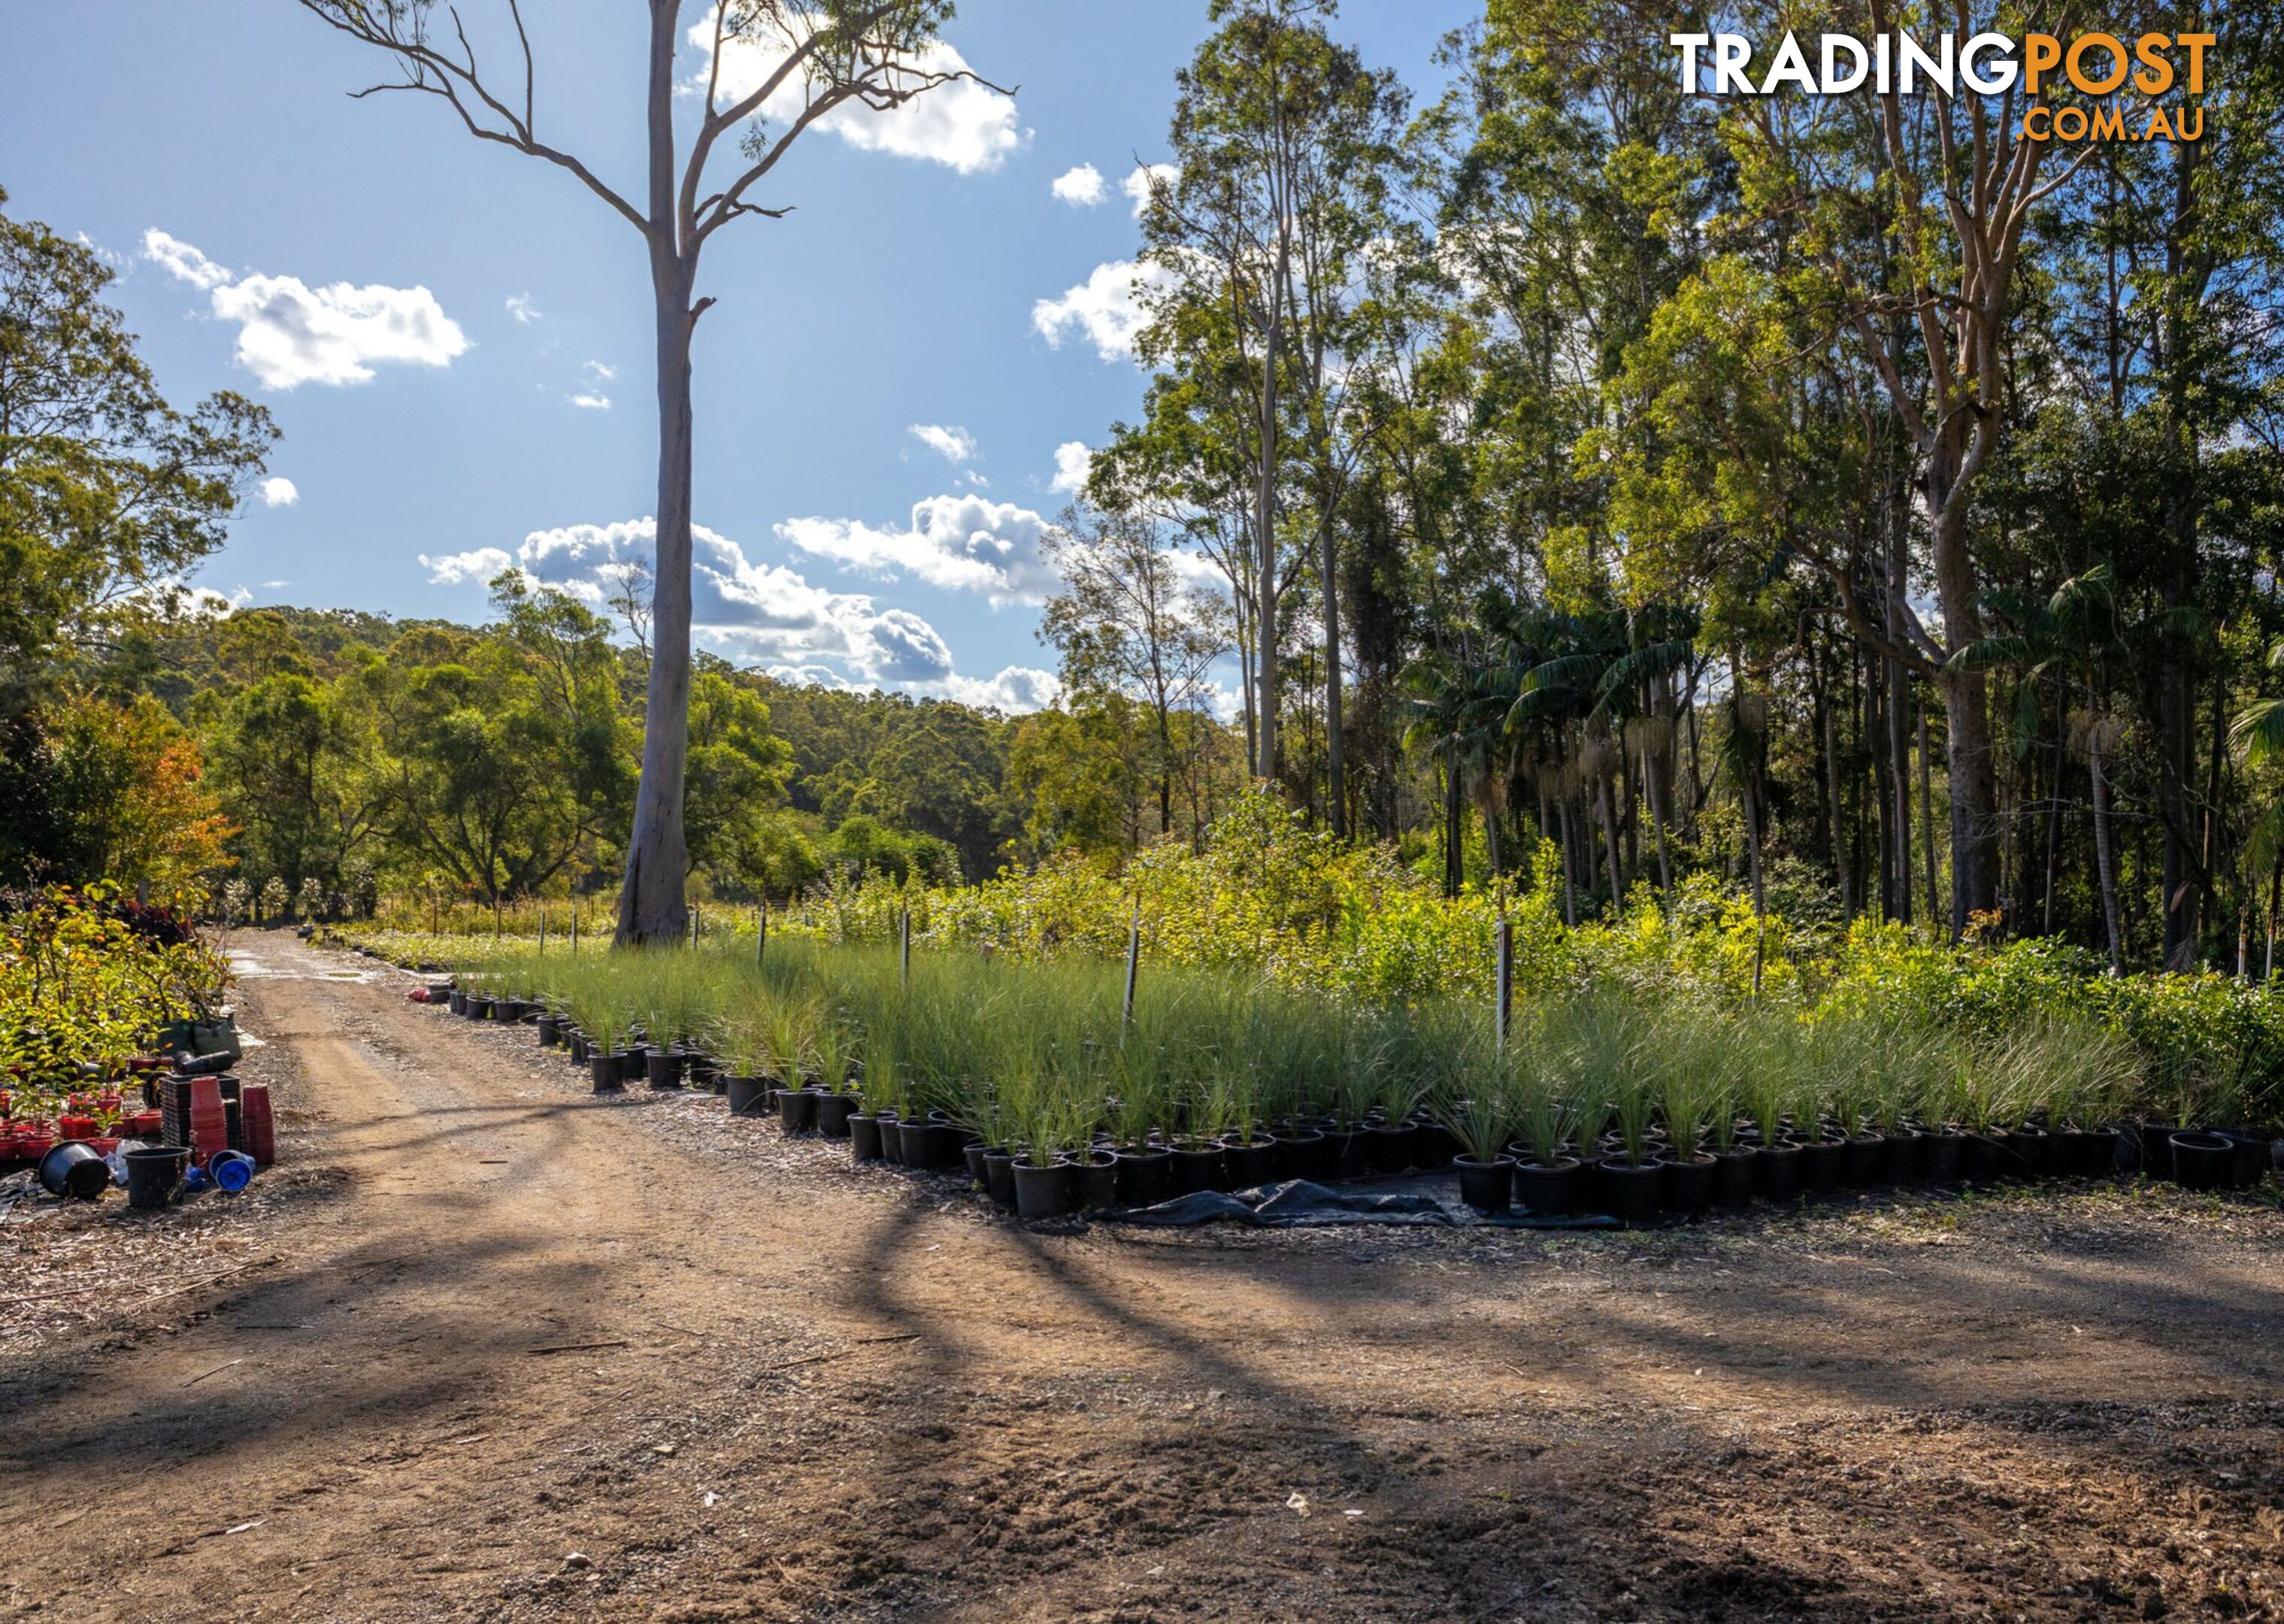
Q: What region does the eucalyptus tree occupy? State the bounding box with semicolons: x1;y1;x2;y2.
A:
1038;506;1229;841
1137;0;1406;818
299;0;1003;944
0;187;274;710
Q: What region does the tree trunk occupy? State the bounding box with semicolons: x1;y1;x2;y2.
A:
2090;723;2125;974
1253;244;1285;789
1320;514;1345;840
1917;696;1940;928
1442;745;1462;900
1596;772;1624;908
617;15;695;947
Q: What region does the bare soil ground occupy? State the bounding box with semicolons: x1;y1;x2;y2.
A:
3;935;2281;1623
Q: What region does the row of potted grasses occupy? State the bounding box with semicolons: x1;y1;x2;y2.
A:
382;935;2280;1218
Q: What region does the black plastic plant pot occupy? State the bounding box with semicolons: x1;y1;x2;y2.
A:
1659;1153;1716;1216
1798;1137;1847;1195
2001;1126;2051;1178
447;990;468;1017
2134;1122;2183;1181
849;1113;884;1162
1366;1123;1416;1176
2219;1132;2270;1189
498;999;529;1025
617;1047;648;1083
1961;1132;2004;1183
1073;1151;1119;1210
1268;1129;1329;1183
1596;1157;1664;1228
1843;1135;1884;1189
724;1076;771;1117
1415;1122;1464;1169
38;1141;111;1201
778;1088;819;1135
962;1140;991;1188
1222;1136;1277;1189
535;1014;560;1048
1325;1126;1371;1181
1011;1156;1076;1220
1169;1144;1228;1194
1512;1156;1580;1216
125;1145;189;1210
1113;1146;1173;1207
814;1092;859;1139
2169;1131;2235;1192
1923;1129;1965;1185
896;1119;961;1171
1709;1145;1756;1206
983;1148;1018;1210
592;1053;626;1094
1752;1140;1803;1200
874;1112;904;1166
566;1032;589;1064
1455;1155;1514;1214
1877;1129;1923;1186
645;1052;683;1091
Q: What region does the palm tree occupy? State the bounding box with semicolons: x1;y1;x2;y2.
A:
1949;568;2127;972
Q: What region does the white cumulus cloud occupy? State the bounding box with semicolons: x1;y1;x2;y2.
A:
1124;162;1178;217
258;476;299;508
144;229;470;389
1049;441;1092;496
689;11;1019;175
777;492;1058;606
420;547;514;586
1032;259;1168;362
1051;163;1106;206
944;665;1062;712
909;423;978;465
143;230;232;290
490;516;1049;707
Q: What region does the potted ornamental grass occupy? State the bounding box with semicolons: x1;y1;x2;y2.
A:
812;1014;862;1138
710;1010;773;1118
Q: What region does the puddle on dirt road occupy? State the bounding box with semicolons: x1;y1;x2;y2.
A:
227;952;380;986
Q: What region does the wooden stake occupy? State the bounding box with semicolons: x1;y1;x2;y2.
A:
756;898;768;970
900;904;912;986
1122;904;1140;1029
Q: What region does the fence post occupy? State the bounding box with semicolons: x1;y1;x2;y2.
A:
570;903;579;953
1122;904;1140;1029
1495;913;1513;1047
540;908;547;956
756;898;768;971
900;904;912;987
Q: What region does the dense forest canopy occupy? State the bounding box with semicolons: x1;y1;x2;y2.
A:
5;0;2284;976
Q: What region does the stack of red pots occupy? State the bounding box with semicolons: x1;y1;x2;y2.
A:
239;1083;276;1168
189;1077;230;1168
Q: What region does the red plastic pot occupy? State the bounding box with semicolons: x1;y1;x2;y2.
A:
58;1115;98;1141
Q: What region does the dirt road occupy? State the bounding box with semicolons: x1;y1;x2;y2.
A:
3;938;2281;1622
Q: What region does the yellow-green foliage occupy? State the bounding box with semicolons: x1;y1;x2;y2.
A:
2;886;232;1114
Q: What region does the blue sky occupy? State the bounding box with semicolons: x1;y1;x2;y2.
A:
1;0;1475;709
